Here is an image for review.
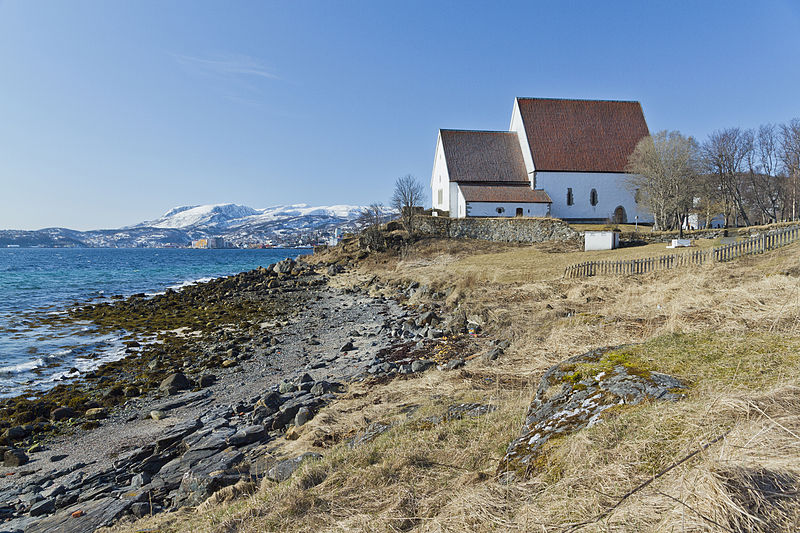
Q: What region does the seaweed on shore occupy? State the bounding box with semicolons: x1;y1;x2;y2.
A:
0;263;323;446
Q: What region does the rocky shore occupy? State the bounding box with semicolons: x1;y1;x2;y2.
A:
0;257;489;532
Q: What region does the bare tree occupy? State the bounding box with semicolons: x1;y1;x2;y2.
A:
745;124;783;224
701;128;753;226
694;173;726;229
781;119;800;221
356;203;388;230
625;130;699;234
391;174;425;233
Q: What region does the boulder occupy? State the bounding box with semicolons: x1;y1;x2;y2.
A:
294;407;311;427
3;449;28;467
310;380;340;396
84;407;107;420
443;358;465;371
1;426;28;443
481;347;502;363
199;374;217;388
416;311;439;327
499;346;686;479
278;381;296;394
159;372;191;392
28;498;55;517
50;407;77;422
227;425;266;447
411;359;434;373
266;453;322;483
174;470;242;508
130;502;152;518
274;258;296;274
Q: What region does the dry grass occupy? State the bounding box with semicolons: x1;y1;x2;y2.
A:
107;240;800;533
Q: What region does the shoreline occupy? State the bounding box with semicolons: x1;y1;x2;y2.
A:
0;257;484;531
0;248;312;400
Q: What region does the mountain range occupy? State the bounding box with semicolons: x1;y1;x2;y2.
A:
0;203;374;248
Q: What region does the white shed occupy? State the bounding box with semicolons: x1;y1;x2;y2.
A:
584;231;620;251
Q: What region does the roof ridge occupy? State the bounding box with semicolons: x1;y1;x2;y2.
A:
516;97;641;104
440;129;517;134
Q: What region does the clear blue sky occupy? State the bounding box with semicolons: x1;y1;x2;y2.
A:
1;0;798;230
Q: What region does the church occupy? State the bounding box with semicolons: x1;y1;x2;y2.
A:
430;97;654;224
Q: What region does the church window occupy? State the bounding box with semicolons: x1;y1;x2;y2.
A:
437;189;443;205
590;189;598;206
566;188;574;206
496;207;505;214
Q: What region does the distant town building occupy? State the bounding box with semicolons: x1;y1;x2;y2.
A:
191;237;226;249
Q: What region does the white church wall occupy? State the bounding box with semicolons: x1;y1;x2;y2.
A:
430;133;451;212
509;100;535;182
449;182;462;216
536;171;654;223
465;202;550;218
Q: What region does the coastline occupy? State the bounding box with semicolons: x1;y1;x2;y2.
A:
0;256;484;531
0;247;311;399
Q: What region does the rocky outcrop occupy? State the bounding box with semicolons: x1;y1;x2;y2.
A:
0;378;341;531
499;347;686;480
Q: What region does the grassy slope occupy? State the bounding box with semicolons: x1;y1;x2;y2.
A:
108;237;800;533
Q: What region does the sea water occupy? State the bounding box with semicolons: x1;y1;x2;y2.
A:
0;247;308;398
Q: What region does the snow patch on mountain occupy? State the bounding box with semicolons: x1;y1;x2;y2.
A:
136;203;365;230
139;203;262;229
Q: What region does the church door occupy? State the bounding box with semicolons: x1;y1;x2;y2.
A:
613;206;627;224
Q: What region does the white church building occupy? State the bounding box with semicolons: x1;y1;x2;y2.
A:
431;97;654;224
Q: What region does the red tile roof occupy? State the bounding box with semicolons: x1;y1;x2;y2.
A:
516;98;649;173
459;184;551;203
440;130;529;183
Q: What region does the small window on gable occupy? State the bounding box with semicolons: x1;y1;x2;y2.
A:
566;188;574;206
590;189;598;206
437;189;443;205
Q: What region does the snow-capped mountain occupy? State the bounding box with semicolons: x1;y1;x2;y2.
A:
1;203;382;248
136;203;364;230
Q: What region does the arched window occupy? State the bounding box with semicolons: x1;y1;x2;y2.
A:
566;188;574;206
590;189;598;206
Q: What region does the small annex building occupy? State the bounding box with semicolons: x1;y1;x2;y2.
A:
431;129;552;218
431;97;654;224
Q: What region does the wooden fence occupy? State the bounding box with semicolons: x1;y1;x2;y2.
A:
564;225;800;279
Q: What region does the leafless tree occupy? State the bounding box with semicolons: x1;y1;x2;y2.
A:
744;124;783;224
356;203;388;229
625;130;699;234
701;128;753;226
694;173;726;229
781;119;800;221
391;174;425;233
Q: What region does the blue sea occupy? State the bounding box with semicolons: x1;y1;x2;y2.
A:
0;248;309;398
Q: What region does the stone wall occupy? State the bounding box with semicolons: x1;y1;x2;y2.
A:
415;216;578;244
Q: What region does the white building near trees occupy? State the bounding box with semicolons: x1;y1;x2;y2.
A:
431;97;655;224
